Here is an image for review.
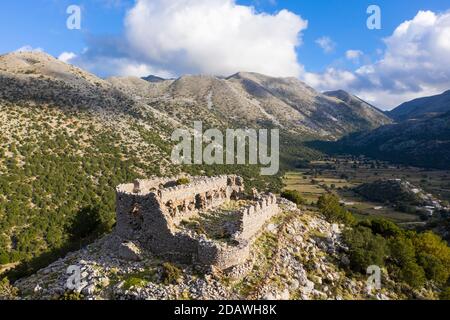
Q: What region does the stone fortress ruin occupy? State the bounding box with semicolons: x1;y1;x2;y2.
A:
115;175;280;270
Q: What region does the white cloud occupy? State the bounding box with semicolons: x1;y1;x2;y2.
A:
123;0;307;77
345;50;363;63
58;52;77;63
72;0;307;78
305;11;450;110
315;36;336;53
15;45;44;53
304;68;357;91
72;55;175;78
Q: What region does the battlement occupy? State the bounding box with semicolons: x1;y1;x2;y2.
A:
233;194;279;240
114;175;280;270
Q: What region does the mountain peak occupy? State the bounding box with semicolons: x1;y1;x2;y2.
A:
324;90;351;99
389;89;450;121
142;74;167;83
227;71;298;82
0;50;106;88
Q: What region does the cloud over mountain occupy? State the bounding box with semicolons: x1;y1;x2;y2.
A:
305;10;450;109
67;0;307;78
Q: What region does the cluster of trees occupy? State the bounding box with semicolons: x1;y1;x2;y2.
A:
0;124;143;278
315;193;450;298
344;220;450;297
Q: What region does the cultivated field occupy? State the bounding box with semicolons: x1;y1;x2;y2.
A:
283;157;450;224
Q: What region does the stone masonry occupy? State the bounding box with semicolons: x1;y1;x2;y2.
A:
115;175;280;270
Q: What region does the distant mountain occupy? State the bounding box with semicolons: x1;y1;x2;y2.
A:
323;90;390;126
323;111;450;169
388;90;450;122
110;71;392;139
142;75;167;83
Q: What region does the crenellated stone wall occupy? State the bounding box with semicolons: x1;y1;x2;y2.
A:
114;175;280;270
234;194;279;241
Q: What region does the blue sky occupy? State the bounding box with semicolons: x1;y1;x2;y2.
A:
2;0;450;109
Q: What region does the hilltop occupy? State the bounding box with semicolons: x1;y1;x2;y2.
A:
389;90;450;122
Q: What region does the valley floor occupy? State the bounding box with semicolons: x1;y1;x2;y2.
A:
283;157;450;225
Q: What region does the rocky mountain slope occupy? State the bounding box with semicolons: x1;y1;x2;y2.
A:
8;200;421;300
388;90;450;122
324;90;389;127
109;71;392;138
0;51;390;139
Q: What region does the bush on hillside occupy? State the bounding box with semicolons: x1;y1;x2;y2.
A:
317;193;355;225
280;190;306;206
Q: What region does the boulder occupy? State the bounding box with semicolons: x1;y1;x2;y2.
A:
118;241;142;261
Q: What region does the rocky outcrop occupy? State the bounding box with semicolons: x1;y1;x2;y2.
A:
12;199;411;300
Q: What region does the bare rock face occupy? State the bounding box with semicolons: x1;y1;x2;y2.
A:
118;241;143;261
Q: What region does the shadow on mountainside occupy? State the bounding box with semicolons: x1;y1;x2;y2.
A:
4;206;107;282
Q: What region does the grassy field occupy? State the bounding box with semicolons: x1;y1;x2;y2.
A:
283;158;450;224
283;171;355;203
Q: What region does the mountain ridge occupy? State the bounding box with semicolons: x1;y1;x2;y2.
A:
322;111;450;169
388;89;450;122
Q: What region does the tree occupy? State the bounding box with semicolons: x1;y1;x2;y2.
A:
412;232;450;285
343;226;388;273
387;235;426;287
281;190;306;206
317;193;355;225
398;261;426;289
389;236;416;266
417;253;448;285
440;287;450;300
369;219;402;238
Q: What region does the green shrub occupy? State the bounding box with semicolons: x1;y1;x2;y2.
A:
162;262;183;285
440;287;450;300
59;291;84;300
317;193;355;225
123;277;148;290
280;190;306;206
343;226;388;273
365;219;402;238
0;277;18;300
0;251;10;265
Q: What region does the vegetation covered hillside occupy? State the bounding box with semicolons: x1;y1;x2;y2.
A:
0;52;280;278
312;112;450;170
388;90;450;122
